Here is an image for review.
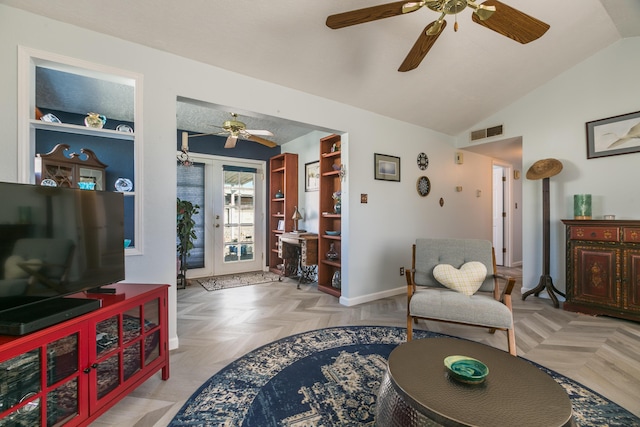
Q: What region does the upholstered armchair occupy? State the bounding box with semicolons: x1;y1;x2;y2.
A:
406;238;517;355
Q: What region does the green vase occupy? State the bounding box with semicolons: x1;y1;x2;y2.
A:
573;194;592;219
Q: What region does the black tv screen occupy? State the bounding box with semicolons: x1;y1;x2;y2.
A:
0;181;125;334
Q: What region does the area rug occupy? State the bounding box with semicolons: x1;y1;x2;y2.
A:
197;271;281;291
168;326;639;426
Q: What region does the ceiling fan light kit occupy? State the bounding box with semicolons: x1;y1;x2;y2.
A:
326;0;549;72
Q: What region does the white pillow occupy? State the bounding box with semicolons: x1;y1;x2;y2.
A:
433;262;487;296
4;255;42;280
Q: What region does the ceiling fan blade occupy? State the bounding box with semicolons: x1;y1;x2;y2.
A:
326;1;417;29
245;129;274;137
224;135;238;149
186;131;220;138
246;134;277;148
471;0;549;44
398;20;447;72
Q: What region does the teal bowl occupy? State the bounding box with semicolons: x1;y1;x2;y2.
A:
444;355;489;384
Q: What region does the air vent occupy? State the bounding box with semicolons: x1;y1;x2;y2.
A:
470;129;486;141
487;124;503;137
470;124;504;142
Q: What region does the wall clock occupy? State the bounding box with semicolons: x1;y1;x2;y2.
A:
417;176;431;197
417;152;429;170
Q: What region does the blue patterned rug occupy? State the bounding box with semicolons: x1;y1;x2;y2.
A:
169;326;639;426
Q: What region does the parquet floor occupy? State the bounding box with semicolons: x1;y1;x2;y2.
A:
93;268;640;426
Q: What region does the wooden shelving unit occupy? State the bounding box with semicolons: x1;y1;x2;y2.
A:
268;153;298;274
318;134;342;297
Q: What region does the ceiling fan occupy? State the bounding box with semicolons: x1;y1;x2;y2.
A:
182;113;277;150
326;0;550;72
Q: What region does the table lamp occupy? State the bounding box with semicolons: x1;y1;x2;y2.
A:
292;207;305;233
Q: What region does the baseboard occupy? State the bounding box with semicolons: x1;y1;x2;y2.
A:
169;336;180;351
339;286;406;307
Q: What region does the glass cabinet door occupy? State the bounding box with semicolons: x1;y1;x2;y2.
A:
78;166;104;190
94;315;121;400
143;299;161;366
0;349;42;426
46;333;80;426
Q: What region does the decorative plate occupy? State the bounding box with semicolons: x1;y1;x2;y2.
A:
326;230;341;236
40;113;61;123
40;178;57;187
115;178;133;192
417;176;431;197
417;152;429;170
116;124;133;133
444;355;489;384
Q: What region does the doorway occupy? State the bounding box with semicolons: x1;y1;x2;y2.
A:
492;162;512;267
178;153;266;279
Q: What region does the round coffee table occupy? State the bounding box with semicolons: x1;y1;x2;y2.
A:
376;338;574;427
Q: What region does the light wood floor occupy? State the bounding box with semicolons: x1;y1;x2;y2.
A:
93;268;640;426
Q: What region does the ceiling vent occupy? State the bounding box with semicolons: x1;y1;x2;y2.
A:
470;124;503;142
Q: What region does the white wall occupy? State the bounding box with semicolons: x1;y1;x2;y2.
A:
457;37;640;296
0;5;495;346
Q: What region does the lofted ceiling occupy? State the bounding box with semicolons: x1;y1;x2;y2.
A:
5;0;640;151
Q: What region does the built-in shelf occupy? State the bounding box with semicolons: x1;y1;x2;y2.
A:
31;119;135;141
318;134;342;297
268;153;298;275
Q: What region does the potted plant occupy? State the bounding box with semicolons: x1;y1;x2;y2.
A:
177;198;200;288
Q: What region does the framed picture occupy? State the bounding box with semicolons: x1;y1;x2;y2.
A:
374;153;401;182
586;110;640;159
277;220;284;231
305;161;319;192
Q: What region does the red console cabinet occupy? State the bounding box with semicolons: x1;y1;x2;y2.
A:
0;283;169;426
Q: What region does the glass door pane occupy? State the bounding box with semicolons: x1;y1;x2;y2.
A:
223;170;255;263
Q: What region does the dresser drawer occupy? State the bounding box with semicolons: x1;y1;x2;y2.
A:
570;226;620;242
623;227;640;243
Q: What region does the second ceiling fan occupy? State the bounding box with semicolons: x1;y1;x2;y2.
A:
326;0;550;72
183;113;277;149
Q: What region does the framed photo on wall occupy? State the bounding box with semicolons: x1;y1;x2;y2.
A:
374;153;401;182
586;110;640;159
305;161;319;192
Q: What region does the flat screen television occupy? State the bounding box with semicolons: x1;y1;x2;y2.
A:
0;181;125;335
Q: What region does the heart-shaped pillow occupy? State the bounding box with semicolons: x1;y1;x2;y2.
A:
433;262;487;296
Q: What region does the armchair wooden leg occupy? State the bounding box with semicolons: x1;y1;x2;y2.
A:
507;328;517;356
407;316;413;341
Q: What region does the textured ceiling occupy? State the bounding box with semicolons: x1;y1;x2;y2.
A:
8;0;640;149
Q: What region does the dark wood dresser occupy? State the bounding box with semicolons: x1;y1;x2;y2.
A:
562;219;640;322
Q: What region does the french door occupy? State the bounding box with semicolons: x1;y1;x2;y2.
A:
178;153;265;278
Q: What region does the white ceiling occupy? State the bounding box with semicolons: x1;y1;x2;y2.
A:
4;0;639;148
